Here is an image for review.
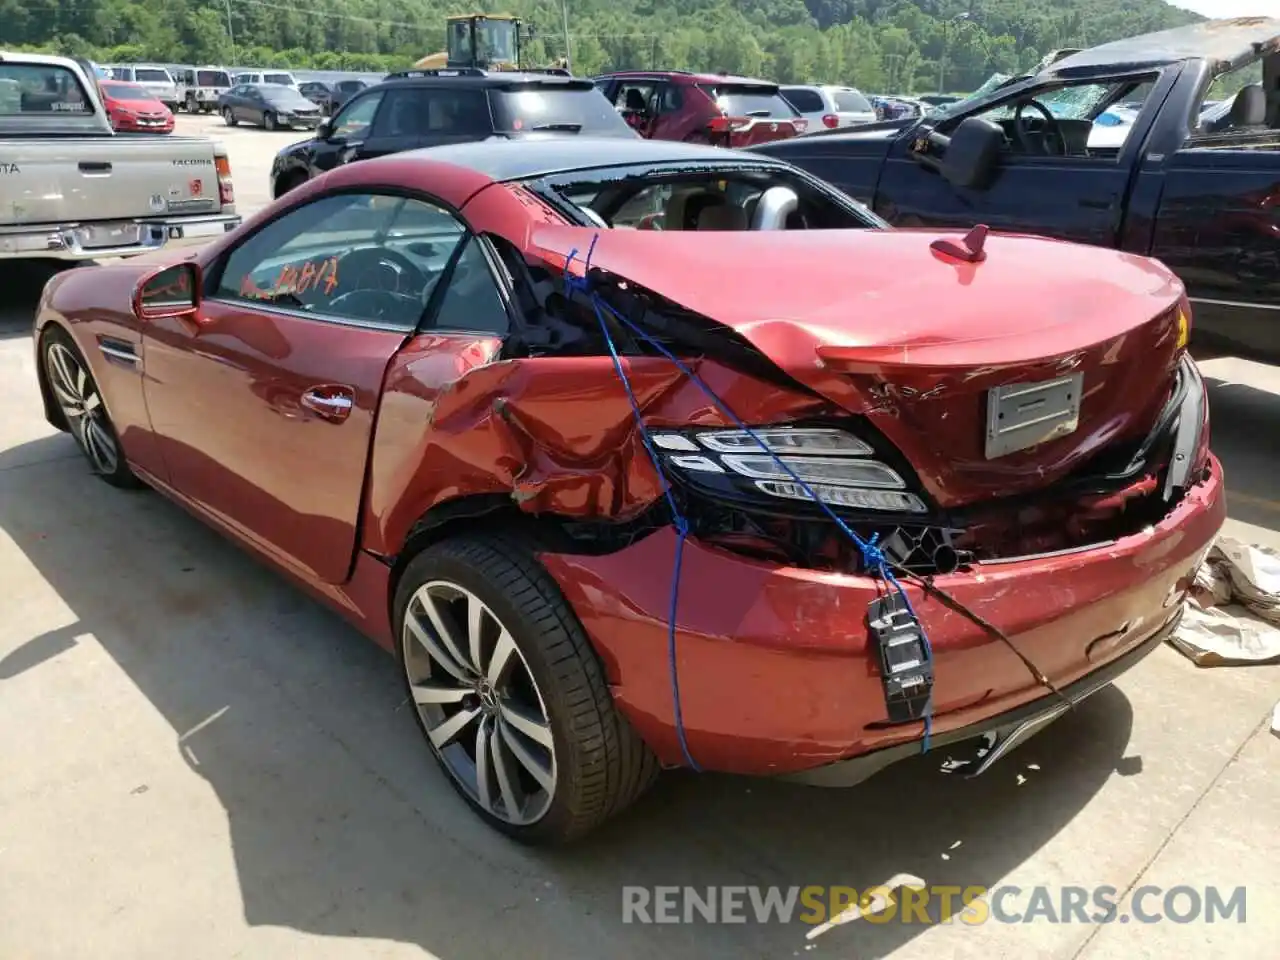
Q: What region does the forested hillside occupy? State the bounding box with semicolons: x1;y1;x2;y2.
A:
3;0;1205;93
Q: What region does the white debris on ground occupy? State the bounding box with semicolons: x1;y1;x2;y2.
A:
1170;537;1280;667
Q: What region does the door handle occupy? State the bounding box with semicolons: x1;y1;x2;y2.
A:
300;384;354;422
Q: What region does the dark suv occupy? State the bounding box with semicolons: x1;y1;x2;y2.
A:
270;69;637;197
591;71;807;147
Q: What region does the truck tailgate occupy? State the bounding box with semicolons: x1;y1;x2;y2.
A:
0;136;220;225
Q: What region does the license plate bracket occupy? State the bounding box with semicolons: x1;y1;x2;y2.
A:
985;372;1083;459
76;222;143;249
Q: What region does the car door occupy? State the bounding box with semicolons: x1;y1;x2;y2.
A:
365;87;487;155
873;74;1169;248
307;90;387;176
140;191;471;584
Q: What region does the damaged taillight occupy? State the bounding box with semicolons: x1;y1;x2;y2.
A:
651;426;927;513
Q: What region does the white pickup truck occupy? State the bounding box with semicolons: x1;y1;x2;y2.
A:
0;51;241;262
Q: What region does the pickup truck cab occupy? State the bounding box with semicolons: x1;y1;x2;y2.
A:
754;17;1280;362
0;52;240;262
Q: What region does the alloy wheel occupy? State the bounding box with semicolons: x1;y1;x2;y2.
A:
402;580;557;826
45;342;119;475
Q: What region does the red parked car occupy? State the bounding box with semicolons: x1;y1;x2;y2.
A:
593;71;807;146
100;79;175;133
32;139;1223;843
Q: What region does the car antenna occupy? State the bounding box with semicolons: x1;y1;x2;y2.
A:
931;223;988;263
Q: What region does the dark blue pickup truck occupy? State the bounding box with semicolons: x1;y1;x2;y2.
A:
755;17;1280;362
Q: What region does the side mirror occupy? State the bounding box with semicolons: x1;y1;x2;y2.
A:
133;262;201;320
938;116;1003;190
317;119;334;140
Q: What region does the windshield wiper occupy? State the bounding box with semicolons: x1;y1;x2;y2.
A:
531;122;582;132
745;109;771;117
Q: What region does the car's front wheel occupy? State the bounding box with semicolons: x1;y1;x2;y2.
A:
222;107;236;126
393;536;659;844
263;111;278;131
40;327;141;489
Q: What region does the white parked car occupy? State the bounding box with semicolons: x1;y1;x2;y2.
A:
779;84;877;130
233;69;299;89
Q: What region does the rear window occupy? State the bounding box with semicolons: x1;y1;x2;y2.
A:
265;73;293;86
134;68;171;83
0;64;92;116
197;70;231;86
833;89;872;113
490;86;634;135
781;87;824;112
698;84;795;117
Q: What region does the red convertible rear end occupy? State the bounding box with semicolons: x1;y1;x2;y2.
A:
30;143;1224;844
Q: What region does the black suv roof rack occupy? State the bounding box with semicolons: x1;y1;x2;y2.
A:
385;67;490;79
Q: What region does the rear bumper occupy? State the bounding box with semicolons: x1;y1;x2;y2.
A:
0;214;240;261
539;456;1225;777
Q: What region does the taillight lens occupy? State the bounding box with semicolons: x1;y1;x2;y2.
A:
215;154;234;204
706;115;750;133
822;113;839;128
650;427;927;513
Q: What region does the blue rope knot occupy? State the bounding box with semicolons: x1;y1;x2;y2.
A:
558;233;934;768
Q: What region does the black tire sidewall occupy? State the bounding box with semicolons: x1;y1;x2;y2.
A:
392;537;616;843
40;326;141;489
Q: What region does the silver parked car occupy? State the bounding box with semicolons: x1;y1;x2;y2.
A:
779;84;877;130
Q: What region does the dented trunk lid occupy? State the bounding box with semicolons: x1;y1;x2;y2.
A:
532;226;1187;508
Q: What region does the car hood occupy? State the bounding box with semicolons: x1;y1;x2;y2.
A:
529;225;1187;505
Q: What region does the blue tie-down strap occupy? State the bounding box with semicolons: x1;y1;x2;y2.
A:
561;237;935;768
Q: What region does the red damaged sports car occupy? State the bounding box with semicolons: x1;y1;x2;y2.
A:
33;139;1224;843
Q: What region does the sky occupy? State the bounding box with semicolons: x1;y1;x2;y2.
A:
1173;0;1280;15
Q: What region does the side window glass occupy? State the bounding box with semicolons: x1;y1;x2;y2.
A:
333;92;382;138
429;237;510;335
213;193;467;331
659;84;682;113
374;89;428;137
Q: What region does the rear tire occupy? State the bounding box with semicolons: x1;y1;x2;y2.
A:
393;535;659;844
186;93;198;113
222;107;237;126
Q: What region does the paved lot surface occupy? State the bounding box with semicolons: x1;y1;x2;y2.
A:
0;118;1277;959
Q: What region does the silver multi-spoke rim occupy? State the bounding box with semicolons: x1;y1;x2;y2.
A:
403;581;557;826
46;342;118;475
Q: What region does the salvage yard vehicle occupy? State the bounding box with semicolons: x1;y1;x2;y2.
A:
174;66;233;114
270;70;635;198
218;82;323;131
33;138;1223;843
102;64;180;112
0;52;240;262
593;71;807;145
100;80;174;134
754;17;1280;363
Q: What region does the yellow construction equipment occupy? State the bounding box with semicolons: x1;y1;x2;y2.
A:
415;13;523;71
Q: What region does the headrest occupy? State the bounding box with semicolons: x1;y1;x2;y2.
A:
1231;84;1266;126
625;88;647;111
696;204;748;231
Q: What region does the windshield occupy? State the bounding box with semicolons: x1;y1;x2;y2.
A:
197;70;230;86
530;165;882;231
102;82;153;101
0;64;92;116
476;20;518;63
972;82;1114;122
134;68;171;83
265;73;294;86
490;87;635;136
263;85;310;104
698;84;795;117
